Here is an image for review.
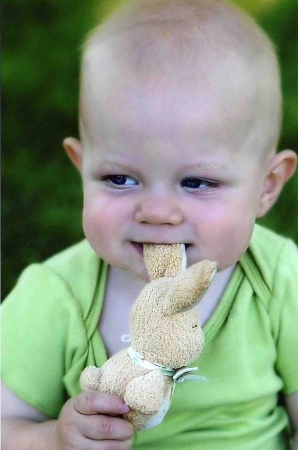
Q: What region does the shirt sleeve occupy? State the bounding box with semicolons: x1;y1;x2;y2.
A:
269;239;298;394
1;263;88;418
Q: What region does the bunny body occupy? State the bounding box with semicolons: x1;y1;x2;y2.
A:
82;349;173;430
80;260;216;430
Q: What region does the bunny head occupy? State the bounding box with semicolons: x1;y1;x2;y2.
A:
129;260;216;368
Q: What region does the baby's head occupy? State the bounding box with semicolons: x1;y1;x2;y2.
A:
64;0;296;280
80;0;282;160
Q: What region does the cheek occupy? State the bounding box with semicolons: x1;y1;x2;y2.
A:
198;211;249;246
82;192;125;240
191;197;256;265
192;197;253;230
82;187;138;241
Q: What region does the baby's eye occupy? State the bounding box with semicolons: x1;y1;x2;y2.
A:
181;177;218;192
103;175;138;187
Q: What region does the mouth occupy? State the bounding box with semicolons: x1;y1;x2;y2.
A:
131;242;144;255
131;242;191;256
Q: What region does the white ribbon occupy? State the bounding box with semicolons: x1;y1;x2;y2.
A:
127;347;207;383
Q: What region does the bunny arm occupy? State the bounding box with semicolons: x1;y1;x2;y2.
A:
124;369;169;414
80;366;103;391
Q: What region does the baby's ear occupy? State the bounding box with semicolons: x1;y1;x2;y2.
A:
63;137;83;172
257;150;297;217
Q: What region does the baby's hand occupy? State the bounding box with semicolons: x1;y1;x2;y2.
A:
53;391;134;450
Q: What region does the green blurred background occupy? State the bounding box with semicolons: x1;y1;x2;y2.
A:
2;0;298;299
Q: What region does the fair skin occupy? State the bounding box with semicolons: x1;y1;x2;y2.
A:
2;2;298;449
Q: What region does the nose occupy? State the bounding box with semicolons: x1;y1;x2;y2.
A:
134;190;183;225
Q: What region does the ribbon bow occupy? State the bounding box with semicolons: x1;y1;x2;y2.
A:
172;366;207;383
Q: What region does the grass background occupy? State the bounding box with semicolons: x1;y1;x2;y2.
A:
2;0;298;299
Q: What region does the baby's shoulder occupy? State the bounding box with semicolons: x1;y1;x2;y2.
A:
45;239;98;275
250;224;297;267
3;240;105;322
240;224;298;303
43;239;105;315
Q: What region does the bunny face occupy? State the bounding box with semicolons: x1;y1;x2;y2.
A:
129;261;216;368
130;279;204;367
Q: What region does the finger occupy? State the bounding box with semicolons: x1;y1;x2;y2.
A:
96;439;133;450
74;391;130;416
81;438;133;450
80;414;134;441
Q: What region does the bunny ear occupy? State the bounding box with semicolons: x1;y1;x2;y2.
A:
163;261;217;316
143;244;186;280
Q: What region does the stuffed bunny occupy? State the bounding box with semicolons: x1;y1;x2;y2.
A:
80;244;216;430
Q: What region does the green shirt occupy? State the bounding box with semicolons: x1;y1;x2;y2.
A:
2;225;298;449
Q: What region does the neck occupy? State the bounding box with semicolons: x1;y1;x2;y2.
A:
198;264;236;326
108;265;147;299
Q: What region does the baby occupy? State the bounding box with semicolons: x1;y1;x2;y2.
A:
2;0;298;449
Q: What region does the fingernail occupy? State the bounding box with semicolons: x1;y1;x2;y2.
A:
122;403;130;413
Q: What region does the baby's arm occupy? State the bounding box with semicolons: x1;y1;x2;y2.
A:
2;381;56;449
285;391;298;449
2;381;134;450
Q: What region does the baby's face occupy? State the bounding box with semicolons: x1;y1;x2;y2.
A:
79;57;269;280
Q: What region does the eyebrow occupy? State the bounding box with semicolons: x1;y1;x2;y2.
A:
97;161;141;173
182;163;223;172
98;161;223;172
94;160;223;177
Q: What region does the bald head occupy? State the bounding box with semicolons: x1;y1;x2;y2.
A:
80;0;281;160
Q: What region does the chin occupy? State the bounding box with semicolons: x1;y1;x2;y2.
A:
127;264;150;282
107;254;150;282
139;271;150;282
